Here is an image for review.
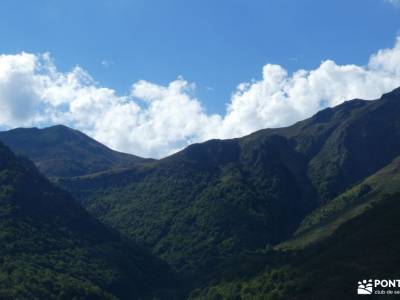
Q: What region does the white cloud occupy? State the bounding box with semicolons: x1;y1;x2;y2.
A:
386;0;400;6
0;39;400;158
101;60;113;68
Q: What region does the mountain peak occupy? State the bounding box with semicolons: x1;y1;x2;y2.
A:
0;125;147;177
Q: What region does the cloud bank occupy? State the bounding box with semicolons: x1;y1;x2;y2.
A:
0;39;400;158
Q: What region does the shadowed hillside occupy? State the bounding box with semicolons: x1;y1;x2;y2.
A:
0;142;177;299
190;192;400;300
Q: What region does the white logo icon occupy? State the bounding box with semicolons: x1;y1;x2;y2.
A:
358;279;373;295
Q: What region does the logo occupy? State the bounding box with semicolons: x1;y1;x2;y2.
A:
358;279;373;295
357;279;400;295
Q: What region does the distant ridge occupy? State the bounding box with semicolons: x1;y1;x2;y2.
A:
0;125;150;177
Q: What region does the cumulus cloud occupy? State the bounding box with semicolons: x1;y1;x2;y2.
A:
0;39;400;158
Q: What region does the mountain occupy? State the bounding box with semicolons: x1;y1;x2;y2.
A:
187;88;400;299
0;125;149;178
3;88;400;297
278;154;400;250
60;127;316;278
190;191;400;300
0;141;177;299
56;87;400;286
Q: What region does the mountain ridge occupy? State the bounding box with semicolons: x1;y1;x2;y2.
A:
2;87;400;298
55;88;400;281
0;125;151;178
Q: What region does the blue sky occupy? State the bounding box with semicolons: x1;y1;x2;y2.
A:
0;0;400;157
1;0;399;114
